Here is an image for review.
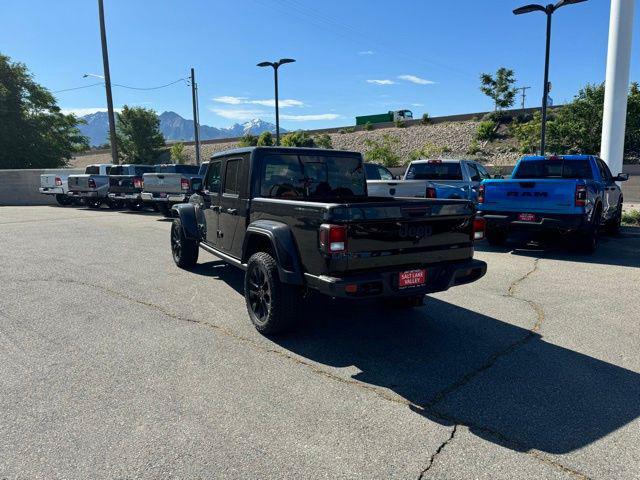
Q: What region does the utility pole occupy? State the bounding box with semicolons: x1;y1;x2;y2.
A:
190;67;201;165
97;0;118;165
517;86;531;110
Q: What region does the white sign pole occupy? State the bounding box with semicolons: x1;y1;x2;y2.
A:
601;0;636;176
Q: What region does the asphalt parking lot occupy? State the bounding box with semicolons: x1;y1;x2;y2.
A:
1;206;639;480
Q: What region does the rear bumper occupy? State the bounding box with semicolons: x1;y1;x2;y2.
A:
304;259;487;299
108;192;141;201
479;211;587;233
67;190;101;198
39;187;64;195
141;192;187;203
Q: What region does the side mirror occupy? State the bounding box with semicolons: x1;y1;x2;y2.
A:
493;174;504;179
614;173;629;182
191;178;203;192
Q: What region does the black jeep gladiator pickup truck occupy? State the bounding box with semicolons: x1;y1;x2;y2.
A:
170;147;487;334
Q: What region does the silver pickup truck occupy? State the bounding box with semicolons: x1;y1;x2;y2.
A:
39;170;78;206
367;159;499;202
141;164;204;216
67;163;113;208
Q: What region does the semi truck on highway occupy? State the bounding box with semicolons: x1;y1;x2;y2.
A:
356;110;413;126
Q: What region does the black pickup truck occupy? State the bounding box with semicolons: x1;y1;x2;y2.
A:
170;147;487;334
107;164;156;210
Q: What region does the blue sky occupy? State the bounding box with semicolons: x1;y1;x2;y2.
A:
1;0;639;129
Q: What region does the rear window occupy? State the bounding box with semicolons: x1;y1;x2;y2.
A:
85;166;100;175
134;166;156;175
406;162;463;180
108;166;124;175
157;165;199;174
260;154;366;199
513;160;593;180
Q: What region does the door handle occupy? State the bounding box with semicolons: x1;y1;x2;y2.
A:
226;208;238;215
210;205;220;212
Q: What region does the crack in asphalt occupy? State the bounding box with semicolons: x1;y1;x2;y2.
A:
417;424;457;479
4;269;590;479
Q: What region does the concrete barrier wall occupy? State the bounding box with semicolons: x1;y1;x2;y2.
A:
0;169;83;206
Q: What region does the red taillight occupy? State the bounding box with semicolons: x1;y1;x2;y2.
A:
88;178;96;189
133;177;143;189
427;159;442;164
473;217;486;241
477;184;485;204
575;184;587;207
181;178;190;190
319;224;347;253
425;186;437;198
54;177;62;186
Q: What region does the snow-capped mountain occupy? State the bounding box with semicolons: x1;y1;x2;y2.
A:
77;111;283;146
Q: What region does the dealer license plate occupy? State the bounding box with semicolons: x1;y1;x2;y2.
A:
518;213;537;222
399;269;426;288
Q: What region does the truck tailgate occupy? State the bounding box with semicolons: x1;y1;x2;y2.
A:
332;199;475;272
109;175;137;193
482;179;579;213
142;173;185;193
366;180;428;197
40;174;59;188
68;175;91;191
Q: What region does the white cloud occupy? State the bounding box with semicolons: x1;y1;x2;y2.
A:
61;107;122;116
210;108;268;121
398;75;435;85
213;96;304;108
212;96;247;105
358;50;374;55
412;103;425;107
366;79;395;85
280;113;341;121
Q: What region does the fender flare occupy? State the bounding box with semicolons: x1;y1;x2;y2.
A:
172;203;200;240
242;220;304;285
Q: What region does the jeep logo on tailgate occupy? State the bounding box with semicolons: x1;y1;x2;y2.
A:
507;191;548;198
399;223;433;241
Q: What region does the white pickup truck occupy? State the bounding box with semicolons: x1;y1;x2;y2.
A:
367;159;498;202
40;171;76;206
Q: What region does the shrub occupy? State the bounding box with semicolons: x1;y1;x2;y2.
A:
257;131;274;146
169;142;188;164
421;113;431;125
281;130;315;147
467;140;481;155
394;119;406;128
238;133;258;147
364;134;401;167
622;210;640;226
313;133;333;149
410;142;446;160
476;120;497;142
363;122;373;131
338;127;356;134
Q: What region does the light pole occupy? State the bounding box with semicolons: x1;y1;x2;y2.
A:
257;58;296;145
97;0;119;164
513;0;587;156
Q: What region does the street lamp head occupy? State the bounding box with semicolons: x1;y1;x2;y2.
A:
554;0;587;10
257;61;274;68
513;4;547;15
278;58;296;66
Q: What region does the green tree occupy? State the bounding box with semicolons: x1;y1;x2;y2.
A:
115;106;165;164
238;133;258;147
476;120;498;142
281;130;315;147
313;133;333;149
480;67;517;111
169;142;189;164
257;131;273;146
0;53;89;169
364;134;401;167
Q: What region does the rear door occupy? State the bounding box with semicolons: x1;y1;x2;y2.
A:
218;157;249;257
202;160;222;246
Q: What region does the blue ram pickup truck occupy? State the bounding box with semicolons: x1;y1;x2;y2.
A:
477;155;629;253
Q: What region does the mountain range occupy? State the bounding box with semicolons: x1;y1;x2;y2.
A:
78;111;284;147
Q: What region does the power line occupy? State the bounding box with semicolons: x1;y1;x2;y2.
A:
112;78;189;91
53;82;104;93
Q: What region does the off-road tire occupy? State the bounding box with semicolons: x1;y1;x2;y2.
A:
576;207;601;254
245;252;299;335
171;218;199;269
55;194;72;207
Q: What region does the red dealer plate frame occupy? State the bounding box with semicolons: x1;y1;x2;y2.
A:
399;269;427;288
518;213;537;222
